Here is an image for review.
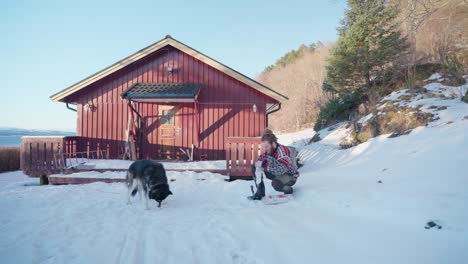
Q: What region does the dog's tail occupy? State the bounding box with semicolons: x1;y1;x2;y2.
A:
130;178;141;196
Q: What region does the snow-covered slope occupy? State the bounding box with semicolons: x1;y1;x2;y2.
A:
0;76;467;264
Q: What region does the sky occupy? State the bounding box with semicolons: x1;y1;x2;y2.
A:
1;0;346;131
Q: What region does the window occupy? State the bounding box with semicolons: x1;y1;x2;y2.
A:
162;110;175;125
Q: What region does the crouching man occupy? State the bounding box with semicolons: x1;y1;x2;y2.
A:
251;129;299;197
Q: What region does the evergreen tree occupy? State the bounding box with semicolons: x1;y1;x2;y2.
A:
326;0;408;94
264;42;319;72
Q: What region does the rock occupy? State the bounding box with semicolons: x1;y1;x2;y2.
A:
441;75;466;86
413;86;428;94
377;180;383;183
463;89;468;103
310;133;321;143
425;221;442;230
389;130;411;138
358;103;368;115
339;136;358;149
398;94;412;101
436;106;447;111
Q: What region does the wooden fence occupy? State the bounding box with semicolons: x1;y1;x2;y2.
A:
21;137;67;176
20;136;107;177
225;137;261;178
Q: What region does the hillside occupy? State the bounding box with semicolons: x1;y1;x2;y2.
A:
0;74;467;264
257;44;334;132
394;0;468;64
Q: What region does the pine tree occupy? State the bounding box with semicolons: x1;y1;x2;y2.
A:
326;0;408;94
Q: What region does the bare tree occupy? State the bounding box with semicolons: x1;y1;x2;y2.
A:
257;45;335;132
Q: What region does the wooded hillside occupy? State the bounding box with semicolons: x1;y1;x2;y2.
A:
258;44;334;132
258;0;467;132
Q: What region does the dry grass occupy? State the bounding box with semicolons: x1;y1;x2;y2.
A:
339;102;434;147
354;103;434;143
0;147;20;173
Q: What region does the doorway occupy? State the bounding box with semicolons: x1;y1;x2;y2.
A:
157;105;180;159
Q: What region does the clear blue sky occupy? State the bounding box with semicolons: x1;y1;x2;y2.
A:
1;0;346;131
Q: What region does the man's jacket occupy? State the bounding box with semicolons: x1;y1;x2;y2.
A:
258;144;299;177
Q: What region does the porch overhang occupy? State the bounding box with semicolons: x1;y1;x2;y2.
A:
121;83;201;103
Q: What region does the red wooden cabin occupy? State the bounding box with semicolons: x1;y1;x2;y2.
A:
48;35;287;161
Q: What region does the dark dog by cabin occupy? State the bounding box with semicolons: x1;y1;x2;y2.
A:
126;160;173;209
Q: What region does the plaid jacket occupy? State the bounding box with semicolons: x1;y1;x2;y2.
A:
258;144;299;177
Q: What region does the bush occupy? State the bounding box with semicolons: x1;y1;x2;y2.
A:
444;54;464;77
0;147;20;173
415;63;443;82
314;93;360;131
356;120;379;143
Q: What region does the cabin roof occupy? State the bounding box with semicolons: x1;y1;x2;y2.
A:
121;83;201;99
50;35;288;103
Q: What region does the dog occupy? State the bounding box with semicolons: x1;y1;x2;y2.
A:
126;160;173;209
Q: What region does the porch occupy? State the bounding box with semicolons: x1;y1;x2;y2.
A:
20;136;261;184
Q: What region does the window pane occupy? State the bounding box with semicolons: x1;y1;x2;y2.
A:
162;110;174;125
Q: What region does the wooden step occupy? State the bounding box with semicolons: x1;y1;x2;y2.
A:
48;169;228;185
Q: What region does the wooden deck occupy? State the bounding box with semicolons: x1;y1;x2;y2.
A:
22;136;261;185
49;176;126;185
48;168;228;185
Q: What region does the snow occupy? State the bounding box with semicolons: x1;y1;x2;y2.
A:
357;112;373;124
52;170;127;179
276;127;316;148
74;159;226;170
1;76;467;264
424;72;443;81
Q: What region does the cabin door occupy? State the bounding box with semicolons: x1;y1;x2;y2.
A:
157;105;180;159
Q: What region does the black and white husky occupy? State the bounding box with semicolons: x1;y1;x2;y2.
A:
126;160;173;209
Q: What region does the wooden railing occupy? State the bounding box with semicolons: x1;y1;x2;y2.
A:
20;136;108;177
21;135;261;178
20;136;68;177
225;137;261;177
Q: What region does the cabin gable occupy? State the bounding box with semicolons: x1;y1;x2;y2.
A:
55;38;284;160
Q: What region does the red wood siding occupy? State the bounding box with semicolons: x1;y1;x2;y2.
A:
65;46;277;160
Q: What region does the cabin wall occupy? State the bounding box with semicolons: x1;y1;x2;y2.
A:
66;46;275;160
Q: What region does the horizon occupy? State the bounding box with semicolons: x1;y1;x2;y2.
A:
2;0;346;131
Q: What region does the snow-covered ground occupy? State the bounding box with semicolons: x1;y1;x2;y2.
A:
73;159;226;170
1;76;467;264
